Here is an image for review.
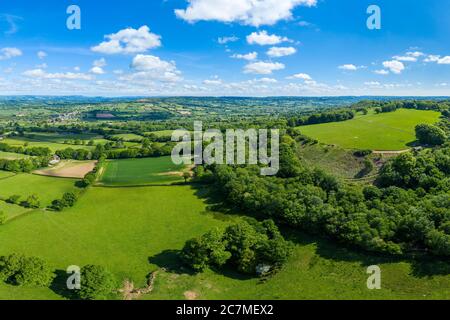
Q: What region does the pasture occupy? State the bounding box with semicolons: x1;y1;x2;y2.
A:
0;173;78;207
111;133;144;141
0;151;30;160
0;201;31;221
1;137;94;152
0;185;448;300
99;156;185;186
297;109;441;150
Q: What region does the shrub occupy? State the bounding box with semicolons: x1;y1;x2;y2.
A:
6;195;21;205
78;265;116;300
0;254;54;287
415;124;447;146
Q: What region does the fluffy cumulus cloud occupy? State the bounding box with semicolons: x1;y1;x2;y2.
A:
338;64;359;71
127;54;182;82
243;61;285;74
175;0;317;27
231;52;258;61
91;26;161;54
90;58;107;74
267;46;296;57
382;60;405;74
287;73;312;80
247;31;290;45
0;47;22;60
437;56;450;64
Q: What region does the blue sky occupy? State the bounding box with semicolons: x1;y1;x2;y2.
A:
0;0;449;96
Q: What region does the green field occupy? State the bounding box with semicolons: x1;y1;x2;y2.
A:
297;109;441;150
99;156;185;186
1;137;94;152
0;151;31;160
111;133;144;141
0;185;448;300
0;201;31;221
0;173;78;207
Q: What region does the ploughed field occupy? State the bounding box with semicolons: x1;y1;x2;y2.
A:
297;109;441;150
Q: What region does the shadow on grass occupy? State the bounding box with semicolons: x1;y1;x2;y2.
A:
149;249;256;281
283;228;450;278
148;249;195;276
49;269;79;300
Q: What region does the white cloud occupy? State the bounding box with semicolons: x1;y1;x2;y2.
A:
298;20;311;27
267;46;296;57
91;26;161;54
0;47;22;60
90;67;105;75
127;54;182;82
175;0;318;27
89;58;107;74
393;55;417;62
243;61;285;74
253;77;277;83
287;73;312;80
93;58;107;68
424;55;440;63
231;52;258;61
374;69;389;75
338;64;359;71
406;51;424;58
382;60;405;74
203;76;223;85
437;56;450;64
37;51;47;59
246;31;290;46
22;69;93;80
364;81;381;86
218;36;239;44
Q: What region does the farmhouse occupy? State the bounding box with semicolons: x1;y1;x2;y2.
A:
49;155;61;166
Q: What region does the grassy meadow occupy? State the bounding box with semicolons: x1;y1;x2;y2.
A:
99;156;185;186
0;173;78;207
297;109;441;150
0;184;448;300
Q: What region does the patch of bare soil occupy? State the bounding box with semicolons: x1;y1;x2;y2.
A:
34;161;97;178
118;270;159;300
184;291;199;300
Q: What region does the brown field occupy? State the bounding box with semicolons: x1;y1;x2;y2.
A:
34;160;96;178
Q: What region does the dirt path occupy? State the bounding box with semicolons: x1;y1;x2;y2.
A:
372;149;411;156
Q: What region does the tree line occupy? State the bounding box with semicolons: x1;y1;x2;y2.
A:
192;139;450;258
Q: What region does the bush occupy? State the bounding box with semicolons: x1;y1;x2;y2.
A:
354;150;373;157
6;195;21;205
181;220;292;276
415;124;447;146
22;194;40;209
0;254;54;287
78;265;116;300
